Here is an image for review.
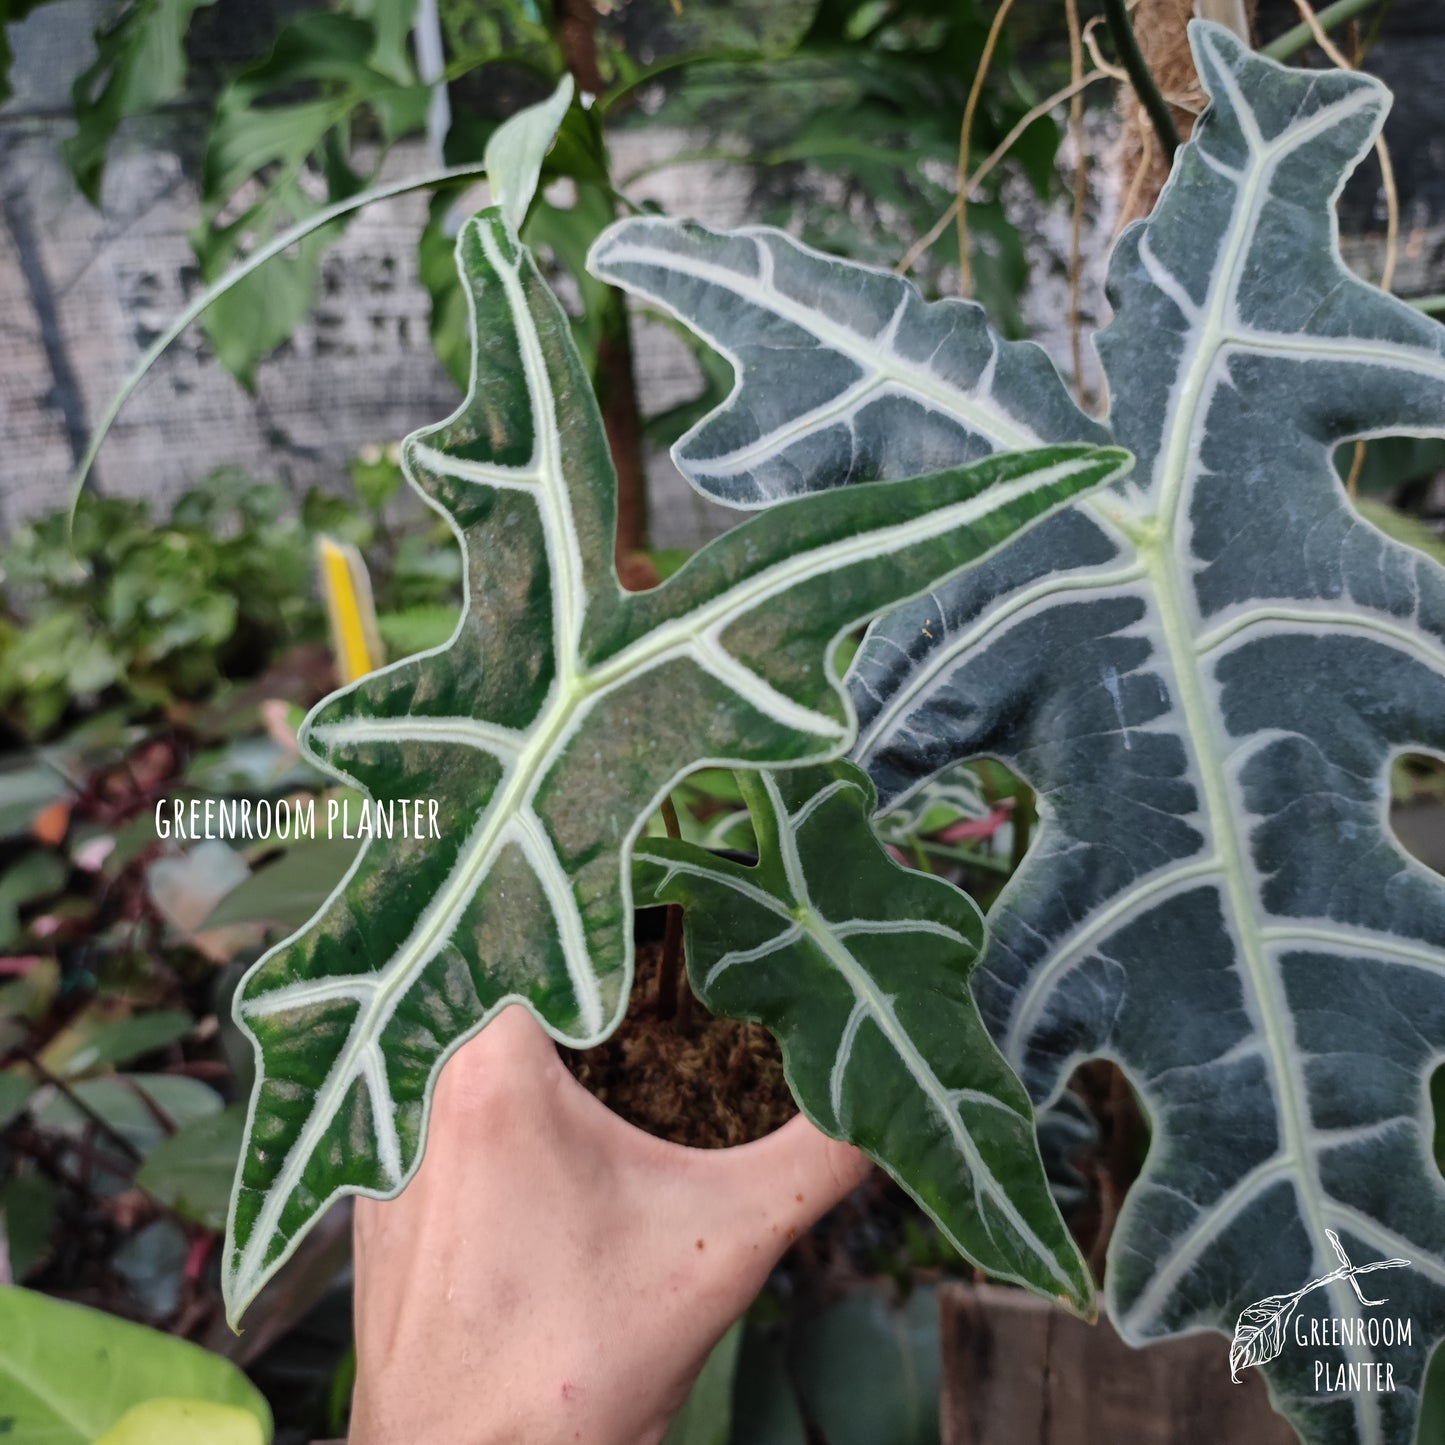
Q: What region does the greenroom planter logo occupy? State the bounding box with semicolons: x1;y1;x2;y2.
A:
1229;1232;1411;1394
154;795;442;842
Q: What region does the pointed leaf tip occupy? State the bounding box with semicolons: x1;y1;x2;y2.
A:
485;76;575;234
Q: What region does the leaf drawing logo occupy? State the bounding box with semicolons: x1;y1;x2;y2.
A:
1229;1233;1409;1382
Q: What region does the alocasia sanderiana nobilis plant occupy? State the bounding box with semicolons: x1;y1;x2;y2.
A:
219;22;1445;1442
222;84;1122;1324
594;22;1445;1445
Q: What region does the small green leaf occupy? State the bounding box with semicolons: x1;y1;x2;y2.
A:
0;1071;34;1130
0;961;58;1025
33;1074;221;1161
0;759;72;838
348;0;419;83
375;604;462;658
0;1287;271;1444
204;839;358;934
0;1171;57;1280
636;763;1092;1312
0;852;66;947
147;842;249;935
729;1325;808;1445
194;11;429;383
792;1287;941;1445
40;1009;192;1079
484;76;574;234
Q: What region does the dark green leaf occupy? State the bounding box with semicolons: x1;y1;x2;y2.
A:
636;763;1090;1310
792;1287;941;1445
194;11;428;383
0;759;72;838
33;1074;222;1161
661;1321;743;1445
0;1071;35;1130
0;1171;57;1280
0;852;66;947
728;1324;808;1445
43;1010;192;1078
601;24;1445;1443
205;840;358;933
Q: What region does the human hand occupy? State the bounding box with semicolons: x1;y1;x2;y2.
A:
348;1004;872;1445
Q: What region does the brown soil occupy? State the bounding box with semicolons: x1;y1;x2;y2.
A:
561;936;798;1148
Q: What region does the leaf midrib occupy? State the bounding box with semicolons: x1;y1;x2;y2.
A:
1129;45;1382;1416
599;233;1040;457
591;455;1114;701
758;773;1079;1298
233;433;1100;1316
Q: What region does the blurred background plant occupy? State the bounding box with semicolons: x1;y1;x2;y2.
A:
3;1;1445;1441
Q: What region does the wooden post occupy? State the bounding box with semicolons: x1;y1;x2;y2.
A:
939;1283;1299;1445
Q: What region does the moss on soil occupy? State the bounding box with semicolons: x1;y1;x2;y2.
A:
561;938;797;1148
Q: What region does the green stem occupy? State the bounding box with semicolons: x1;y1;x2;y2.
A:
1409;295;1445;316
67;160;495;542
1262;0;1382;61
656;794;686;1020
918;841;1012;876
1101;0;1179;163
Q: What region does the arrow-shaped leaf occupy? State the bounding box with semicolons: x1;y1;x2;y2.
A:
635;761;1093;1313
589;212;1109;507
222;206;1128;1321
593;25;1445;1444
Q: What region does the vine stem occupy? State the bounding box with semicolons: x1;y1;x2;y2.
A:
898;70;1108;277
656;795;686;1021
956;0;1017;297
1101;0;1180;164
